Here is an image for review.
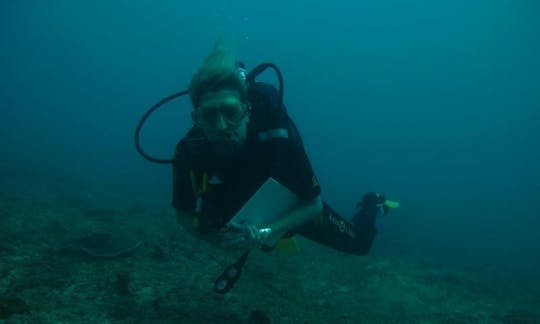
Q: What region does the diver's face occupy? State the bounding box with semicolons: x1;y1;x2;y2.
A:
193;90;250;156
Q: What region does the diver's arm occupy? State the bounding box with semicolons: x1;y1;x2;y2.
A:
264;195;323;243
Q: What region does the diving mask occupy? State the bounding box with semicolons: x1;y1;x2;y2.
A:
193;96;249;131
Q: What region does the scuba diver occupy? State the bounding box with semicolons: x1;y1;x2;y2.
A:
135;39;399;294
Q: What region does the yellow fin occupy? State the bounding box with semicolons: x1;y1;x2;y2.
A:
276;237;300;255
384;200;400;209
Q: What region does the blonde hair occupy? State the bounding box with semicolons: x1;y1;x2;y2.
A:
188;38;247;107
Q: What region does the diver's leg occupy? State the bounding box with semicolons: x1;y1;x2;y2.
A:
293;194;385;255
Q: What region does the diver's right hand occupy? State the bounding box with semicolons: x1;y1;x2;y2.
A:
216;225;253;250
216;224;272;250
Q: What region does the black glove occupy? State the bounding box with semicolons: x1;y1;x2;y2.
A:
356;192;388;215
352;192;387;230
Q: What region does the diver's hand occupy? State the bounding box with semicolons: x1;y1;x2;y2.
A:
218;223;272;250
246;225;272;245
218;226;250;250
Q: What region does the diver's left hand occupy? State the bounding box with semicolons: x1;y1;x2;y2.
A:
218;223;272;250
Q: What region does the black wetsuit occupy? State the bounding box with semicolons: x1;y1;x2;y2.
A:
172;83;377;255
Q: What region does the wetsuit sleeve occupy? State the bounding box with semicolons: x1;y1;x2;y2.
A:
172;143;196;211
269;117;321;201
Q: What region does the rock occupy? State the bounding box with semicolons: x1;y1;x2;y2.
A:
0;296;30;319
56;231;143;259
